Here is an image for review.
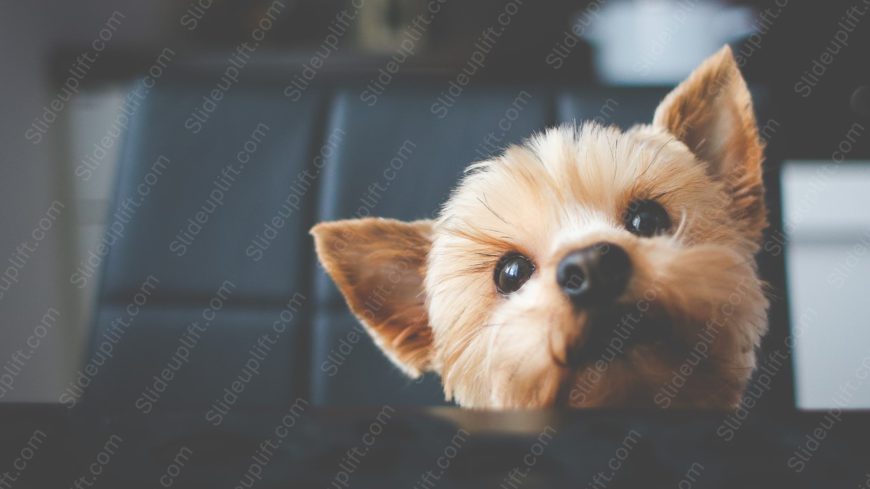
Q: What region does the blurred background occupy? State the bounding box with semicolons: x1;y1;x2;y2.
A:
1;0;869;414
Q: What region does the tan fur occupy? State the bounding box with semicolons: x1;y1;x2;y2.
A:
312;46;769;409
653;45;767;243
311;219;434;376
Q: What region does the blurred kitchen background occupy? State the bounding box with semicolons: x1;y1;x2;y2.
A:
1;0;868;410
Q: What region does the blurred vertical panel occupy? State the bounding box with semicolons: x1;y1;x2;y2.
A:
783;161;870;409
0;1;76;402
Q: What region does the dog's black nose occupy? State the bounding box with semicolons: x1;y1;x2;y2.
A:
556;242;632;307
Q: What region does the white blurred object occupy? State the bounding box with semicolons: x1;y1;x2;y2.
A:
783;161;870;409
581;0;755;84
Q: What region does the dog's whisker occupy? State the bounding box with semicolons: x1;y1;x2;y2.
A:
477;194;510;226
670;208;690;243
637;136;675;181
484;322;504;375
482;322;506;328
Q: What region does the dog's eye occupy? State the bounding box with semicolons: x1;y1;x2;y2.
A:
624;199;671;237
494;254;535;294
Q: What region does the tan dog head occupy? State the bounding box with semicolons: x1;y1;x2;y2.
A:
312;46;769;409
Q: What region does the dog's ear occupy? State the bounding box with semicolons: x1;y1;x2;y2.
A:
653;45;766;238
311;218;434;377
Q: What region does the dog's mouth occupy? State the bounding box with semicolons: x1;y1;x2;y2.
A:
558;306;680;368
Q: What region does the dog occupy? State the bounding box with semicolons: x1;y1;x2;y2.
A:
311;46;769;409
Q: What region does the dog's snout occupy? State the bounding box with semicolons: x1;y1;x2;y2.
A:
556;242;632;307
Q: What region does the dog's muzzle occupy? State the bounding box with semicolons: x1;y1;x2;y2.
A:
554;242;673;367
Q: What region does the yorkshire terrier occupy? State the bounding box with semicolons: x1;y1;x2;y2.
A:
312;46;769;408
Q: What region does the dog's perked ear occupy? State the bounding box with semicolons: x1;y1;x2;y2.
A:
311;218;434;377
653;45;766;240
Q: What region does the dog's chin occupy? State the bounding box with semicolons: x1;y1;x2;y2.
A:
550;304;752;409
552;306;704;408
561;306;680;367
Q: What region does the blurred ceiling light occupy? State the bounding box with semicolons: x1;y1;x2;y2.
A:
581;0;755;84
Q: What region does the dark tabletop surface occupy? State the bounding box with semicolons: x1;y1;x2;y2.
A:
2;403;869;488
